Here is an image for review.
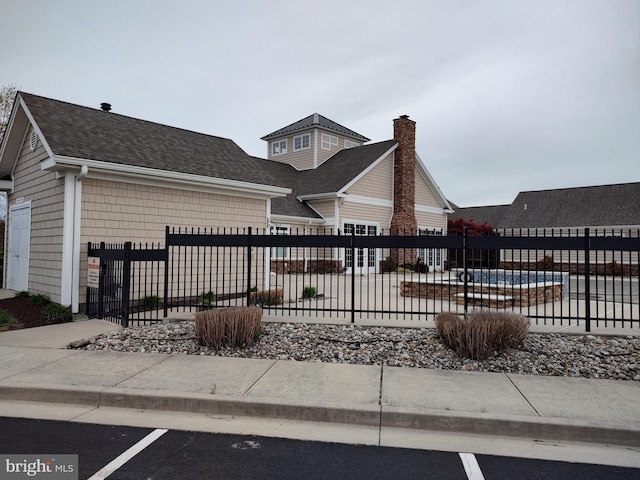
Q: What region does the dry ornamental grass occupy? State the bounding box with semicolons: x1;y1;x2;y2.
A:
435;310;530;360
195;306;263;350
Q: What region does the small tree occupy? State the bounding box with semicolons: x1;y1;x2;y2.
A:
447;218;498;269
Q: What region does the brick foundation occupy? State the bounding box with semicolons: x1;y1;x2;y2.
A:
271;259;344;274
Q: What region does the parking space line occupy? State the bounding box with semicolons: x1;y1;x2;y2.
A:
87;428;168;480
459;452;485;480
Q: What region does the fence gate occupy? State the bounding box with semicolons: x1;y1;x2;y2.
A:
86;242;167;327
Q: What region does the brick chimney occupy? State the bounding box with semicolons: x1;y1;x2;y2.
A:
391;115;417;235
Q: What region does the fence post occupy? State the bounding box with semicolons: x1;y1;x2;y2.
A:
463;227;469;317
121;242;132;328
584;228;591;332
246;226;253;306
351;229;356;324
163;226;170;319
97;242;105;319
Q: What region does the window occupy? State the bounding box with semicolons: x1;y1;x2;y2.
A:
271;225;290;259
321;133;338;150
293;133;310;151
418;228;444;269
344;140;359;149
271;139;287;156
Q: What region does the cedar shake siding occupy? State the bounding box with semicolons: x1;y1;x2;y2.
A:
7;126;65;302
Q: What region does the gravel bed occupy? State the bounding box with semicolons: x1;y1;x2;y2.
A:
82;322;640;381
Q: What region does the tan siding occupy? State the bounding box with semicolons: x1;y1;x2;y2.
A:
316;131;356;166
416;211;447;230
307;199;335;220
415;171;440;208
340;202;392;228
345;154;393;199
267;132;315;170
7;126;65;302
81;179;267;243
79;178;268;304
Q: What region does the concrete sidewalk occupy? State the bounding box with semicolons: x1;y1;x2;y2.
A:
0;320;639;454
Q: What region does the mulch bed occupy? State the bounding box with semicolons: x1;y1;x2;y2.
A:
0;296;59;329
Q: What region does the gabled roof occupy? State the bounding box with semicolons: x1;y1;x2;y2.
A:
296;140;397;197
261;113;370;142
452;182;640;229
1;92;291;191
502;183;640;228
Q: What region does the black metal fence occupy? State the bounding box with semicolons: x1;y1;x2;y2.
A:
87;227;640;331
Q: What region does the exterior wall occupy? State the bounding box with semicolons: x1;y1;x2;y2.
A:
340;201;392;228
415;171;440;207
344;154;393;200
416;211;447;230
266;132;316;170
307;199;336;224
266;129;361;170
79;178;268;305
316;131;359;167
7;126;65;302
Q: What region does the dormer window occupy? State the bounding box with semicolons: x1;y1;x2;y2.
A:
321;133;338;150
293;133;310;151
344;139;359;149
272;139;287;156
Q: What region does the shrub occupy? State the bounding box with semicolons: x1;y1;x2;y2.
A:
302;286;317;299
43;304;73;324
143;295;160;310
435;310;530;360
198;291;216;311
249;288;283;306
195;306;262;350
14;291;30;298
0;309;17;330
28;294;51;305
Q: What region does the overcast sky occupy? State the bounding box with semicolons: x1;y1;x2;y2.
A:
1;0;638;207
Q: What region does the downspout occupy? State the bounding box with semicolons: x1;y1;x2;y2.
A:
71;165;87;313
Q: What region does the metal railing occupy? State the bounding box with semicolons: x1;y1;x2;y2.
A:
86;227;640;330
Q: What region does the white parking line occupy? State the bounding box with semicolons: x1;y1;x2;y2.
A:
88;428;168;480
459;452;485;480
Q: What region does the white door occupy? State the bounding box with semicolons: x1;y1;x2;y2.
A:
418;228;444;271
7;203;31;291
344;223;378;275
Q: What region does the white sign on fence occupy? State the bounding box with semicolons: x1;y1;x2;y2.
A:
87;256;100;288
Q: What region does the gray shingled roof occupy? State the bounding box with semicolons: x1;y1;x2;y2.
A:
502;183;640;228
296;140;397;197
14;93;406;221
261;113;370;142
448;204;511;228
452;183;640;229
20;92;291;189
269;141;396;217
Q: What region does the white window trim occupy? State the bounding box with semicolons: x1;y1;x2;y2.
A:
272;139;287;156
344;139;358;149
293;133;310;151
321;133;338;150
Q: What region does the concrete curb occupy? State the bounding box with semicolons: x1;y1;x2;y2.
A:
1;383;639;448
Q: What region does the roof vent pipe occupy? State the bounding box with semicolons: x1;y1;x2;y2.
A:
100;102;111;112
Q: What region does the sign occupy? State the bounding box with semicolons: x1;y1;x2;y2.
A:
87;256;100;288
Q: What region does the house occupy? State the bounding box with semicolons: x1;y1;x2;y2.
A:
450;183;640;268
450;183;640;232
0;92;452;314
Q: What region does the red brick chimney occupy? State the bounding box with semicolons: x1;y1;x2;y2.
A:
390;115;417;235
